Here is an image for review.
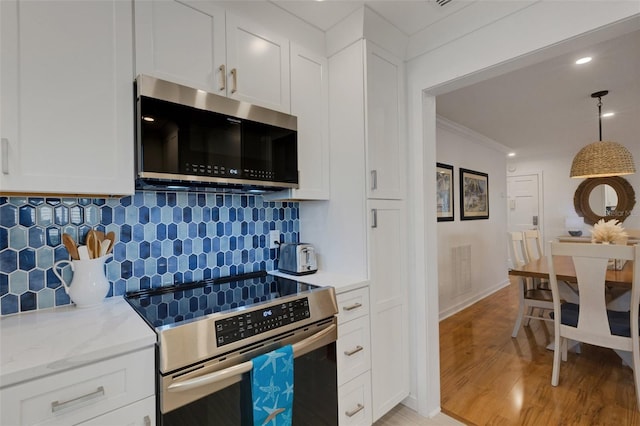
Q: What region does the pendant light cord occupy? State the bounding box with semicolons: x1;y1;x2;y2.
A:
597;96;603;141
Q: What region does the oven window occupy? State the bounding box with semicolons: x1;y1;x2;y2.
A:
161;343;337;426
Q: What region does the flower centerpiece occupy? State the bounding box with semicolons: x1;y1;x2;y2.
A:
591;218;628;244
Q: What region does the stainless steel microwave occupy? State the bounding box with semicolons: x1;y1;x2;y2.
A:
134;75;298;193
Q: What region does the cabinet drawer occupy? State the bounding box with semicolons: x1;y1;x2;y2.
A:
1;348;154;426
336;287;369;324
337;315;371;386
78;395;155;426
338;371;372;426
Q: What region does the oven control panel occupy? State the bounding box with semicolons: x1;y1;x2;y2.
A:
215;298;310;346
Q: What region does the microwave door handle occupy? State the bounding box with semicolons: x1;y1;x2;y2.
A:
167;324;336;393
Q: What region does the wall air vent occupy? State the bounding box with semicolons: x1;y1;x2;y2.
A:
436;0;453;6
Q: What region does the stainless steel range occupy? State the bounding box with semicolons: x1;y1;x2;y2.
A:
125;271;338;425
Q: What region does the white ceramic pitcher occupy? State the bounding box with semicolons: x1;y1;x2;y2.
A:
53;254;112;307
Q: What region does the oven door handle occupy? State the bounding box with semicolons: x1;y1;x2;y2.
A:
167;324;337;393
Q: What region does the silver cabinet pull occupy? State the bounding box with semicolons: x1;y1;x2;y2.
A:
371;209;378;228
1;138;8;174
143;415;151;426
230;68;238;93
370;170;377;190
51;386;105;412
343;302;362;311
344;345;363;356
345;403;364;418
218;64;226;91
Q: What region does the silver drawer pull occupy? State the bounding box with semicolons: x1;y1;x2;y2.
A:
344;345;363;356
343;302;362;311
51;386;105;412
345;403;364;418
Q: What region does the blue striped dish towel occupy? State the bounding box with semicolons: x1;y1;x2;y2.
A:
251;344;294;426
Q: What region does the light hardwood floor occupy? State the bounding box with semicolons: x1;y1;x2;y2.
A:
440;278;640;425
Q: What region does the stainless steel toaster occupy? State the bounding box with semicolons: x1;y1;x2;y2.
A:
278;243;318;275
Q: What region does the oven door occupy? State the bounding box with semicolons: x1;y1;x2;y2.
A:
160;320;337;426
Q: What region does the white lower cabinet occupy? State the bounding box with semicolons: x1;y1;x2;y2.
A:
338;371;372;426
78;396;155;426
337;286;372;425
0;348;155;426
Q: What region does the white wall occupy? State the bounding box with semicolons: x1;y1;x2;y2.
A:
507;142;640;243
436;121;509;320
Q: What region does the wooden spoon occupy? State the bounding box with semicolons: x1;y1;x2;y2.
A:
94;230;106;243
62;234;79;260
105;231;116;255
86;230;96;259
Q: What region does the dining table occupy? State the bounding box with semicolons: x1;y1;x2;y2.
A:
509;255;633;288
509;254;635;363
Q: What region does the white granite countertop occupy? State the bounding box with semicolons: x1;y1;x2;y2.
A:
0;297;156;388
268;270;369;294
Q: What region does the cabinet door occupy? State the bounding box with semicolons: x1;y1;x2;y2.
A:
78;396;155;426
134;0;226;94
368;199;409;421
225;13;290;112
0;0;134;195
366;43;405;200
269;44;329;200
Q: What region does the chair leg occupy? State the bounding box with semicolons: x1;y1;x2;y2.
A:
512;302;526;338
552;335;562;386
523;306;535;327
561;338;568;362
632;353;640;411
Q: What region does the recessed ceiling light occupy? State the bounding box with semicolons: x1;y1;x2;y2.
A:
602;112;615;118
142;116;155;122
575;57;592;65
507;152;516;157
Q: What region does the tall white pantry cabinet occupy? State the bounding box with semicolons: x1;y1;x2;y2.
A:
328;39;409;423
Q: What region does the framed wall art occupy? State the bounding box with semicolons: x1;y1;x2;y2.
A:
436;163;454;222
460;168;489;220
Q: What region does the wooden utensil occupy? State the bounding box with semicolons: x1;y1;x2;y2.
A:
105;231;116;255
62;233;79;260
86;230;97;259
94;230;106;243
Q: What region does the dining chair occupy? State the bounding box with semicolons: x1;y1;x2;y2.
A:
523;229;544;262
547;242;640;410
523;229;551;289
510;231;554;338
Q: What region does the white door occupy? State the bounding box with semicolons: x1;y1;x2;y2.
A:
134;0;226;94
1;0;134;195
507;173;542;235
225;14;290;112
368;199;409;421
366;43;404;200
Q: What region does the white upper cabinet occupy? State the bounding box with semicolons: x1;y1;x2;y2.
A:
133;0;225;94
365;43;405;200
266;44;329;201
225;13;290;112
134;1;290;113
0;0;135;195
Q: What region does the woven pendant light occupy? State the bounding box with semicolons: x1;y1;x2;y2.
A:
570;91;635;178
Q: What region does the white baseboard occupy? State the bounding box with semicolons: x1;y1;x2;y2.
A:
438;279;510;321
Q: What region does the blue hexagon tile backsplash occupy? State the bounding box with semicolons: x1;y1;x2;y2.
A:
0;192;299;315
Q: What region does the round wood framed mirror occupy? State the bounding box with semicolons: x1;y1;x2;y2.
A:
573;176;636;225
